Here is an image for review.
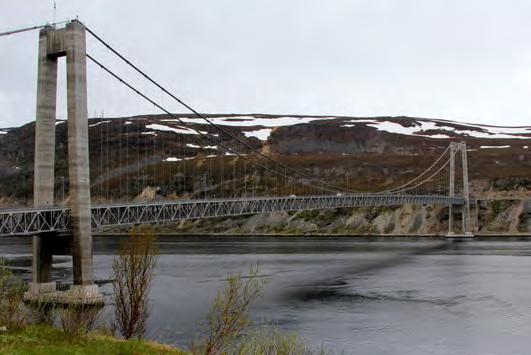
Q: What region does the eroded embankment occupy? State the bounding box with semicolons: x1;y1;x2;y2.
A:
104;199;531;236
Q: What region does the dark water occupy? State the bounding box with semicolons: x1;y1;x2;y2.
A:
2;235;531;354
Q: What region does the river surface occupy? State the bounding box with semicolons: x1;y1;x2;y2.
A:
2;235;531;354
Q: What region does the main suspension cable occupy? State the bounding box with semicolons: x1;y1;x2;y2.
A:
83;24;357;194
392;159;450;194
0;20;69;37
86;53;343;195
376;146;450;194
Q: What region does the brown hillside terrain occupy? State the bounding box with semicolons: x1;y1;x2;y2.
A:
0;114;528;203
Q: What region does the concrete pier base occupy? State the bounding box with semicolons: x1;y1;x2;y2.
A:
24;281;57;298
24;283;104;306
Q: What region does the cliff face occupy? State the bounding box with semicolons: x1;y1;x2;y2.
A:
140;199;530;236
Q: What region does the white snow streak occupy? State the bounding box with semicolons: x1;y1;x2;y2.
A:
89;120;110;127
244;128;272;141
480;145;511;149
162;116;334;128
146;123;197;135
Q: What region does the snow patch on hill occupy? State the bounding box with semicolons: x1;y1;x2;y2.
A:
480;145;511;149
146;123;197;135
186;143;218;150
89;120;110;128
342;118;531;139
162;116;334;128
244;128;272;141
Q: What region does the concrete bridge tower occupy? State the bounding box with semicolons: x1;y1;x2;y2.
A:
26;20;101;303
447;141;473;237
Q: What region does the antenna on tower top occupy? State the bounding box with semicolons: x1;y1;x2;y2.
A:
53;2;57;27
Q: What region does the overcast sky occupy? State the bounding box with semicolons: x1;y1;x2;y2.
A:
2;0;531;127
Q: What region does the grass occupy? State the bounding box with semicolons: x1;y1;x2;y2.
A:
0;325;189;355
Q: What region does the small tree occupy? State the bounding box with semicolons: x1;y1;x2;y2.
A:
112;225;159;339
194;265;266;355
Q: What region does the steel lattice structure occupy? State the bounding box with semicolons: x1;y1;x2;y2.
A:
0;194;465;236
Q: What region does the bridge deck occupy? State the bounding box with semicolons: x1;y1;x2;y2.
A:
0;194;465;236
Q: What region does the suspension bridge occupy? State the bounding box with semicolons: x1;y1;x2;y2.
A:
0;20;472;303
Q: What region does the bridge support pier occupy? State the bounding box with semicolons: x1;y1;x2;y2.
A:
26;21;102;305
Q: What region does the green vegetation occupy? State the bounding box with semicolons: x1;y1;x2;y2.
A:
0;325;189;355
192;265;328;355
0;259;28;331
491;200;504;217
1;250;326;354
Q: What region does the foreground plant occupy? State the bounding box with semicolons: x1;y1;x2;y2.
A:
112;226;159;339
58;303;103;336
234;327;330;355
0;258;28;331
193;265;265;355
193;265;329;355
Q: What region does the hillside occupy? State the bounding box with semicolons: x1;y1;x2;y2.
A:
1;113;529;234
0;114;529;203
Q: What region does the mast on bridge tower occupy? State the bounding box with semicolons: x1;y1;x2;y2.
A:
26;20;102;304
447;141;473;237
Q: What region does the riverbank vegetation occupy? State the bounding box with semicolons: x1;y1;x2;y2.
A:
0;325;187;354
0;227;328;354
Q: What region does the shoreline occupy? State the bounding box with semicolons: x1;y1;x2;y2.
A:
93;233;531;240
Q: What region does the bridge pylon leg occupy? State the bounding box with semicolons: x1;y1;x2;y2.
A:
30;25;59;296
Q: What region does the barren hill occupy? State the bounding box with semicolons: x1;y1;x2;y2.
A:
0;114;529;205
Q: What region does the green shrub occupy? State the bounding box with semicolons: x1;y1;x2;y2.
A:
0;259;28;331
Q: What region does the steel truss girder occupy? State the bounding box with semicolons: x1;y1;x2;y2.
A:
0;194;465;236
